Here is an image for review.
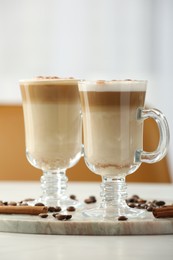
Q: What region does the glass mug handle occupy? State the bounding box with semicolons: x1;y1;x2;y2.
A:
136;108;170;164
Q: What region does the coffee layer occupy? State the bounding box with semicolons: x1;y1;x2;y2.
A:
20;79;79;104
80;91;146;110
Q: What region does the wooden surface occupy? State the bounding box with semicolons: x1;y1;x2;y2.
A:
0;105;171;183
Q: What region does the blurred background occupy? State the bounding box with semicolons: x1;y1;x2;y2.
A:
0;0;172;181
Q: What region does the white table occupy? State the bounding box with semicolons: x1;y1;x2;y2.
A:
0;181;173;260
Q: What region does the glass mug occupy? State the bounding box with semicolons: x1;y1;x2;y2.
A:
78;80;170;219
20;77;82;207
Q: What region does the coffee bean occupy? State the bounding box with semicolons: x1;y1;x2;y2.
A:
65;215;72;220
84;198;92;204
118;216;128;221
147;206;154;212
127;198;136;203
70;195;76;200
48;206;56;212
155;201;166;207
48;206;62;212
128;202;136;208
34;202;45;206
67;206;76;212
56;214;66;221
89;196;97;203
132;195;140;200
55;214;72;221
48;206;61;212
54;206;62;212
84;196;97;204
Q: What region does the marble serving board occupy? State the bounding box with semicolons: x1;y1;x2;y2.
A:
0;211;173;235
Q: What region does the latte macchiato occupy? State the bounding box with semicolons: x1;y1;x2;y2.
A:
78;80;146;177
20;77;82;171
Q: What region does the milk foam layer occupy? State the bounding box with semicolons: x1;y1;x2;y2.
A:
78;80;147;92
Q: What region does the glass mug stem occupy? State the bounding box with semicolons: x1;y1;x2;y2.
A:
83;176;146;219
136;108;170;163
100;177;128;216
40;170;68;206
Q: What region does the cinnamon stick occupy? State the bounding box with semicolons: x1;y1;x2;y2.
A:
153;205;173;218
0;206;48;215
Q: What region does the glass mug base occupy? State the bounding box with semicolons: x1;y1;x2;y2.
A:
82;176;146;220
26;170;83;209
83;205;146;220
